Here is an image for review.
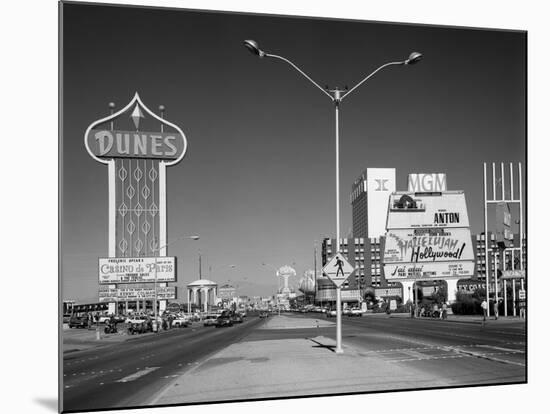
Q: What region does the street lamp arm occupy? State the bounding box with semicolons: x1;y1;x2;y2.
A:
153;234;200;254
340;61;404;103
265;53;335;101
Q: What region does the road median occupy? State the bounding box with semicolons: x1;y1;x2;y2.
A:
151;333;450;405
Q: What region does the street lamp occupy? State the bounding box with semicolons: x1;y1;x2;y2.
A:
152;234;199;332
245;39;422;353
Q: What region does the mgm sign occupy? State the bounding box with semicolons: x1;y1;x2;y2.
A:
85;93;187;313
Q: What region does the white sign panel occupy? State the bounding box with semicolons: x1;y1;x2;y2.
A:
367;168;396;238
384;261;474;281
99;286;176;302
387;192;470;229
99;257;176;284
323;253;356;287
384;228;474;264
518;290;526;300
408;173;447;192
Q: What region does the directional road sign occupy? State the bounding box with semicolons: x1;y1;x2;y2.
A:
323;253;355;287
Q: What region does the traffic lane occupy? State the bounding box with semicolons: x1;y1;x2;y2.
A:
341;316;526;356
63;318;265;412
337;316;525;382
277;314;525;369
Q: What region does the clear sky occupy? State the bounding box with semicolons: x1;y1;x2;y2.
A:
61;3;525;303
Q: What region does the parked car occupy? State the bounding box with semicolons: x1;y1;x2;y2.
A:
203;315;218;327
128;321;148;334
172;316;189;328
69;314;88;328
97;314;111;324
259;311;269;319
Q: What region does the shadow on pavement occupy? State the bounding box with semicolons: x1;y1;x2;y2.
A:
309;338;336;353
34;398;58;412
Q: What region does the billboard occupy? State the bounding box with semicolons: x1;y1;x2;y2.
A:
384;262;475;280
87;130;185;160
408;173;447;192
386;192;470;229
384;228;474;264
99;257;176;284
495;202;513;247
99;286;176;302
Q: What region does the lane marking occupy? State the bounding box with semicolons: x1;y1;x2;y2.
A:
477;345;525;353
116;367;160;383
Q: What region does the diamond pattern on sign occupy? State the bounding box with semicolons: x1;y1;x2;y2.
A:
127;220;136;234
142;220;151;234
141;185;150;199
135;202;143;217
118;165;128;181
126;185;135;199
134;166;143;181
149;168;158;182
150;202;158;217
135;238;144;253
119;203;128;217
119;239;128;253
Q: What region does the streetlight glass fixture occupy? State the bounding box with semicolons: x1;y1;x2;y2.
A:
243;39;265;57
406;52;423;65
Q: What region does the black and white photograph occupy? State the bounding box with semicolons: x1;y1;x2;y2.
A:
56;1;531;412
7;1;550;413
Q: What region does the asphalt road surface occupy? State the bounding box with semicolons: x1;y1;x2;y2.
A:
62;313;525;412
62;317;264;412
247;314;526;387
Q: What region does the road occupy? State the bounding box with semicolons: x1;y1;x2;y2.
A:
62;313;525;412
62;317;264;412
247;314;526;387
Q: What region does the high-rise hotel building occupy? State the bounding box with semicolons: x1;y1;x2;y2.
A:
350;168;396;287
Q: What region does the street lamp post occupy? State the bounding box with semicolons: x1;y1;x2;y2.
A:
152;234;199;332
245;40;421;353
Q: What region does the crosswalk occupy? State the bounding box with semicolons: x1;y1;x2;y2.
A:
355;342;526;366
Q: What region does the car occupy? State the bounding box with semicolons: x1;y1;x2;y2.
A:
97;314;111;324
69;314;88;328
259;311;269;318
203;315;218;326
325;309;337;318
231;313;243;324
347;308;365;317
172;316;189;328
215;314;234;328
127;321;148;334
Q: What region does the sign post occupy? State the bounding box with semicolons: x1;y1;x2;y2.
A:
323;252;356;354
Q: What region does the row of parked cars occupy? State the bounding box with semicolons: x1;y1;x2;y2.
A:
65;309;248;332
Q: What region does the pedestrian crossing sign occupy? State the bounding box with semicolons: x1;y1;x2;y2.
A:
322;252;355;287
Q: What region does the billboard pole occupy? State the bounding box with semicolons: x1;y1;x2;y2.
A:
483;163;490;317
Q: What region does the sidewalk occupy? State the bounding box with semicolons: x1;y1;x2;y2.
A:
388;313;526;325
151;317;450;405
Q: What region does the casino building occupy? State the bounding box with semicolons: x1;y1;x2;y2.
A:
317;169;476;305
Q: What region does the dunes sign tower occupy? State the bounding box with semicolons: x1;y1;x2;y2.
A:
85;93;188;314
